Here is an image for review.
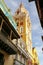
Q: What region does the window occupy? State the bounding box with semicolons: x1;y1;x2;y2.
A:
17;10;19;14
20;22;23;25
17;22;19;26
20;26;23;33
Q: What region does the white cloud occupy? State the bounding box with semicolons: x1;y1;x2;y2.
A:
34;42;40;46
32;21;41;31
10;0;18;8
41;30;43;35
5;0;19;7
32;23;39;30
36;46;43;64
36;46;43;62
36;46;42;53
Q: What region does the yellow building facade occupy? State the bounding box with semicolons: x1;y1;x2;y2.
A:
0;0;40;65
0;8;28;65
32;47;39;65
13;3;32;54
0;1;29;65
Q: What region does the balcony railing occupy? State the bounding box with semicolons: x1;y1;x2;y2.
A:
12;38;28;58
12;37;34;59
13;59;25;65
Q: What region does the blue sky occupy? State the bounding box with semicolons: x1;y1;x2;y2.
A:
4;0;43;65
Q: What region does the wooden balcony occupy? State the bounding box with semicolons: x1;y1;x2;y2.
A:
0;9;20;54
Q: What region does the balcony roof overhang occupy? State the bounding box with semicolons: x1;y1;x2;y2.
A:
0;8;20;39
